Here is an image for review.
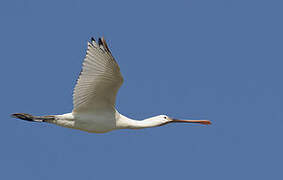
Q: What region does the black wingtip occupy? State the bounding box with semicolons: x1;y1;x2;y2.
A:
91;37;96;42
101;37;111;52
98;37;103;46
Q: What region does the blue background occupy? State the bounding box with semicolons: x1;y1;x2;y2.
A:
1;0;282;179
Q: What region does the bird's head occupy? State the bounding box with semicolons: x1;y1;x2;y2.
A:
153;115;211;126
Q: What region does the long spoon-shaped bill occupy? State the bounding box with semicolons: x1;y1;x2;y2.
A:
171;118;211;125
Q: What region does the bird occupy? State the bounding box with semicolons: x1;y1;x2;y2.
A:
12;37;211;133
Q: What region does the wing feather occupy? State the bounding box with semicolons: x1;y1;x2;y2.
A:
73;37;123;113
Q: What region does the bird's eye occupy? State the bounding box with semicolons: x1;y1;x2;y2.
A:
164;116;167;119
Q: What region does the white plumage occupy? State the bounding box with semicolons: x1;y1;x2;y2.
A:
12;37;211;133
73;38;123;112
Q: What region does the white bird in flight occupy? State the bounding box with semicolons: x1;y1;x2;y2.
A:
12;37;211;133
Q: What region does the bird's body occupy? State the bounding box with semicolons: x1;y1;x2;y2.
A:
12;37;211;133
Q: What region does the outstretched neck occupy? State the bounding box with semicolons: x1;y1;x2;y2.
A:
117;114;163;129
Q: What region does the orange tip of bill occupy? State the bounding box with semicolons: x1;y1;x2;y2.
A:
200;120;212;125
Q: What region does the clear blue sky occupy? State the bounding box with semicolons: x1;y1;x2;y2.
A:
0;0;282;179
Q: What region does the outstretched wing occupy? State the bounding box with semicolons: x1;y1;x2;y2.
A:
73;37;124;113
